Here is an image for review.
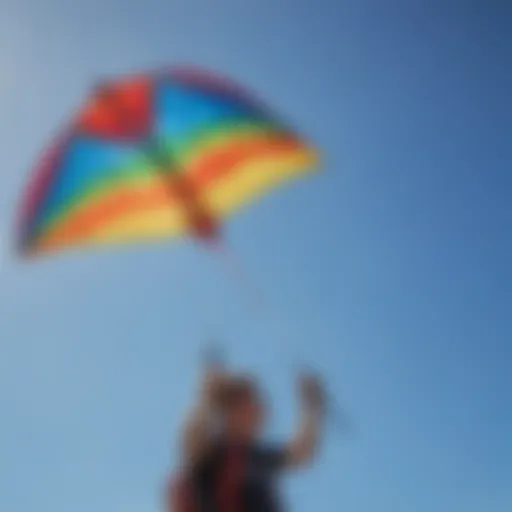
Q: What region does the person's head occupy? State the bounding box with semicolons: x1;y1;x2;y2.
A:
218;375;265;441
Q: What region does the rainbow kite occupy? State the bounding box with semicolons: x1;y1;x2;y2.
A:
16;66;320;257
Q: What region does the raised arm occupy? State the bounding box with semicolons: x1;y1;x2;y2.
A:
180;361;226;467
283;373;326;468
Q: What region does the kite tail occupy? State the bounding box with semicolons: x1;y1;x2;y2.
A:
208;240;266;312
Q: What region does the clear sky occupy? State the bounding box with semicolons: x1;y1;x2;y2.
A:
0;1;510;512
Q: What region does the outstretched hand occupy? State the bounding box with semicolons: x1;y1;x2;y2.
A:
199;344;227;408
298;373;326;415
201;368;228;411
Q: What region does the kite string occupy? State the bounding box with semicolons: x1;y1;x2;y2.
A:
209;240;267;313
208;240;349;434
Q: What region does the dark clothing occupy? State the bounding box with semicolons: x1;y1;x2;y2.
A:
171;440;287;512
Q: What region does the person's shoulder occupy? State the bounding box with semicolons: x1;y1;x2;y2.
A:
250;440;289;470
253;438;284;450
250;440;286;458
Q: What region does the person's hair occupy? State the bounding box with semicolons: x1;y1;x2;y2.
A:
217;375;258;412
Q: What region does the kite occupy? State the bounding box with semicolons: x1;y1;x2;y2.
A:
16;66;320;257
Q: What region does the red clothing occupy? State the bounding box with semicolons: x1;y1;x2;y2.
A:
167;440;287;512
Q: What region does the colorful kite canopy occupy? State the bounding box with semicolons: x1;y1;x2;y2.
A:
16;66;320;256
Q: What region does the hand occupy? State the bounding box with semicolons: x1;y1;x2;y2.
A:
201;367;228;410
200;343;229;409
298;373;326;414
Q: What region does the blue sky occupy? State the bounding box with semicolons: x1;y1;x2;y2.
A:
0;1;510;512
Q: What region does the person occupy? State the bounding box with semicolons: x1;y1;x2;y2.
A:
167;360;326;512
